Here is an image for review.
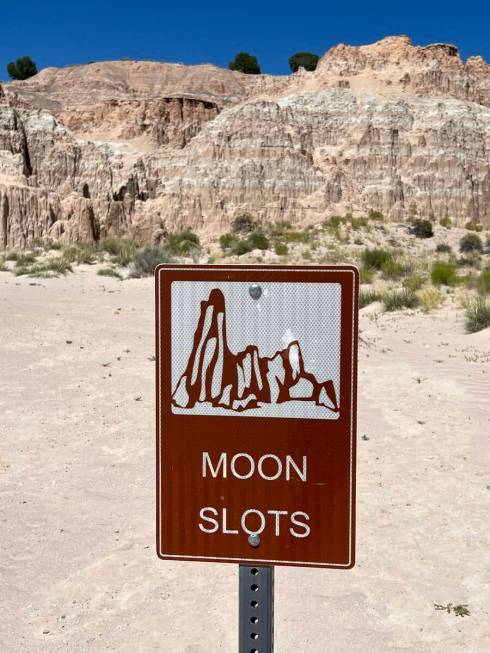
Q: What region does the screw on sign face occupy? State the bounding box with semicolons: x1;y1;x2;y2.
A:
155;265;359;568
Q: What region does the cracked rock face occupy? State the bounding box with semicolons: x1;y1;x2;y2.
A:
1;35;490;248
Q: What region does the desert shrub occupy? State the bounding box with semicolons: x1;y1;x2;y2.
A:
128;246;174;278
62;244;95;265
164;229;200;256
268;220;292;237
436;243;452;254
359;267;374;284
457;253;481;268
349;216;369;230
383;290;420;312
362;248;393;271
410;219;434;238
229;52;260;74
15;258;72;278
439;217;452;229
419;287;443;312
324;215;346;229
99;238;137;265
288;52;319;72
465;298;490;333
219;233;239;253
460;233;483;253
465;220;483;232
0;258;7;272
233;239;253;256
247;231;269;250
368;209;384;221
359;289;382;308
5;251;19;261
7;56;37;80
282;229;312;244
431;261;458;286
403;274;426;292
381;258;407;280
97;267;123;280
477;267;490;295
231;213;256;234
14;252;37;267
274;242;289;256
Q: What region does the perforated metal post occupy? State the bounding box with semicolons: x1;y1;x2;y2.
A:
239;565;274;653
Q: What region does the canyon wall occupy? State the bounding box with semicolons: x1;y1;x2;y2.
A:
1;35;490;248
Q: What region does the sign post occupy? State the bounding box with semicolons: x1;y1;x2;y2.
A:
155;264;359;650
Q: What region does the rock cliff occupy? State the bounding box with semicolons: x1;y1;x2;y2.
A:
1;35;490;248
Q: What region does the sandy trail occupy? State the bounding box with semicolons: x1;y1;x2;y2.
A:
0;267;488;652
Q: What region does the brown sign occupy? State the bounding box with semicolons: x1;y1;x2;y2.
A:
156;265;358;568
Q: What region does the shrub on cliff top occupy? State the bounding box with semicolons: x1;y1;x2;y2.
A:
288;52;319;73
229;52;261;74
7;56;37;80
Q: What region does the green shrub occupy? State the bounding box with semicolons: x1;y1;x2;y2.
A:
14;258;72;278
457;254;481;268
465;298;490;333
349;216;369;230
7;56;37;80
359;290;382;308
219;233;239;253
410;219;434;238
431;261;458;286
5;251;19;261
97;267;123;280
477;267;490;295
233;240;253;256
436;243;452;254
268;220;292;237
247;231;270;250
439;217;452;229
403;274;426;292
14;252;36;267
274;242;289;256
362;248;393;270
63;244;95;265
288;52;319;73
465;220;483;232
359;267;374;284
460;233;483;253
229;52;260;74
381;258;406;280
164;229;200;256
368;209;384;221
324;215;346;229
383;290;420;312
99;238;137;266
282;229;312;243
419;287;443;312
231;213;256;234
128;246;174;278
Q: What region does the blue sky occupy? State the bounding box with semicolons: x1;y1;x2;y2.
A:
1;0;489;79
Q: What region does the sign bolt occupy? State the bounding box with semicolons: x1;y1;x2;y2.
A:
249;284;262;300
248;533;261;547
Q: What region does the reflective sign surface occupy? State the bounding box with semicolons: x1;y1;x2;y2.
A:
156;265;359;568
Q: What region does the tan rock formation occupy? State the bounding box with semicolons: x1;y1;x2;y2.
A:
1;35;490;248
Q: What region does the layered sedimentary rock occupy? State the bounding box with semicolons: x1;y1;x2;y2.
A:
1;35;490;248
172;289;338;413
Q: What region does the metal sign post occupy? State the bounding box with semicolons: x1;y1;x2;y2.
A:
239;565;274;652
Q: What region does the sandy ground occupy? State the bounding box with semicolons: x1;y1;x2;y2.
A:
0;266;489;653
